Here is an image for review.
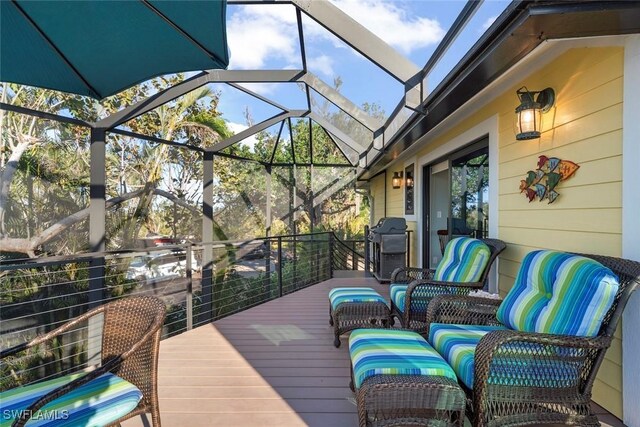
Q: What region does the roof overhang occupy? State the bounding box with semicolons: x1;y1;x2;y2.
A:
358;0;640;180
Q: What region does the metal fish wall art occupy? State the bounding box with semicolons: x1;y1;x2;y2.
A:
519;155;579;203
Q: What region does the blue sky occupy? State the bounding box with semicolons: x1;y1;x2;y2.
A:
217;0;511;134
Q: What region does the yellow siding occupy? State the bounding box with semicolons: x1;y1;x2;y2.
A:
370;173;386;223
386;174;403;217
407;221;418;267
370;47;624;417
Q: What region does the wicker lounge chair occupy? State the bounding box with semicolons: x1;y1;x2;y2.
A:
424;251;640;426
0;296;166;427
389;237;506;330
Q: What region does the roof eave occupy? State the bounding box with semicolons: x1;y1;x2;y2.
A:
359;0;640;181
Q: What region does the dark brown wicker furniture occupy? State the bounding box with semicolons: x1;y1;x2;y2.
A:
330;301;390;348
424;253;640;427
355;374;466;427
390;238;506;331
0;296;166;427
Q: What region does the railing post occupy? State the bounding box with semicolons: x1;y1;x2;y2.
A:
292;233;297;285
406;230;411;267
265;238;271;301
352;240;357;270
277;236;283;297
314;235;320;283
329;234;334;278
186;244;193;331
364;225;370;274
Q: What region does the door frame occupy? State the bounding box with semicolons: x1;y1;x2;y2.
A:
415;115;499;291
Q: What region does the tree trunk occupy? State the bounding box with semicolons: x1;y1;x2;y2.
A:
0;139;31;235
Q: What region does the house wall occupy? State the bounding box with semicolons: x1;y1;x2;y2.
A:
370;172;386;223
369;46;625;417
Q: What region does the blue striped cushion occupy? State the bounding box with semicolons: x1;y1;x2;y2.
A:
329;287;386;310
389;283;456;314
496;251;619;337
429;323;506;389
349;329;457;389
0;372;142;427
389;283;407;312
429;323;583;389
434;237;491;283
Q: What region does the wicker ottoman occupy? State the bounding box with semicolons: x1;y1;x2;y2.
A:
349;329;466;427
328;287;391;348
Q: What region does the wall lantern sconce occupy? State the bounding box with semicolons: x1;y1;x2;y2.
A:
515;87;555;140
391;171;403;189
405;173;414;189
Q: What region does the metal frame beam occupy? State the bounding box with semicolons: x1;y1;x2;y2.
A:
301;74;383;131
307;111;366;154
290;0;419;84
95;71;210;129
208;110;308;153
205;69;304;83
0;102;91;127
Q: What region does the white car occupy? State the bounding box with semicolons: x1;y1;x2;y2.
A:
126;250;198;282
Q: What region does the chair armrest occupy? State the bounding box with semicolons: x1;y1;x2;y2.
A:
390;267;435;283
1;304;108;359
472;329;611;421
424;295;502;333
12;311;163;427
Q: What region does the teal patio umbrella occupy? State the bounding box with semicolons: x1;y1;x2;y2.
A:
0;0;229;99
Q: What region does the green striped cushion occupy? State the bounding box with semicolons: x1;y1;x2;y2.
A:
434;237;491;283
429;323;584;389
389;283;407;311
329;287;386;310
349;328;457;389
0;372;141;427
496;251;619;337
429;323;506;388
389;283;458;313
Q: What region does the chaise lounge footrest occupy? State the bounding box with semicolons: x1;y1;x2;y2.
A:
329;288;390;348
349;329;465;427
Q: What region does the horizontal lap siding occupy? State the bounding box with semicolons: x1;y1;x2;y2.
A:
377;47;624;418
370;173;385;223
497;47;624;417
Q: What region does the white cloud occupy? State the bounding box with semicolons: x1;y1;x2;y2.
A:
307;55;335;77
227;5;300;69
226;121;258;150
330;0;445;54
227;0;444;70
481;16;497;32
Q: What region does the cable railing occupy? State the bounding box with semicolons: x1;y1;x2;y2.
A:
0;231;369;390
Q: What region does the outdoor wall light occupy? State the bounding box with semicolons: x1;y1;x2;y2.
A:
515;87;555;140
405;172;414;189
391;171;403;189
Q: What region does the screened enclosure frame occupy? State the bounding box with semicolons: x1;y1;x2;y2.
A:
0;0;508;308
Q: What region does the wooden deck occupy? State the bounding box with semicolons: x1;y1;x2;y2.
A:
123;276;624;427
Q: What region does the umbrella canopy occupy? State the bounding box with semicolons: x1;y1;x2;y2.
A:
0;0;228;99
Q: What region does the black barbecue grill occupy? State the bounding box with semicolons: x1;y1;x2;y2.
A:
368;217;407;282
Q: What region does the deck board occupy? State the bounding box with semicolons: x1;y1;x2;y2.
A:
122;277;624;427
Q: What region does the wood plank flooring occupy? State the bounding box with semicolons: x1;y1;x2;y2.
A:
122;276;625;427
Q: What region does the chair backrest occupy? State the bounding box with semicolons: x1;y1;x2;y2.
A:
478;238;507;283
496;251;638;338
434;237;494;283
576;253;640;338
101;296;166;411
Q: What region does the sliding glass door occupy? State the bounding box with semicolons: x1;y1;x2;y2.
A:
422;138;489;268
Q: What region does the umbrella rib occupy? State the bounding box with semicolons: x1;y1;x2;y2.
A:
141;0;227;67
10;0;101;99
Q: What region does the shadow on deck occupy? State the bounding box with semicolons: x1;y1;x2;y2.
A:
123;277;624;427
